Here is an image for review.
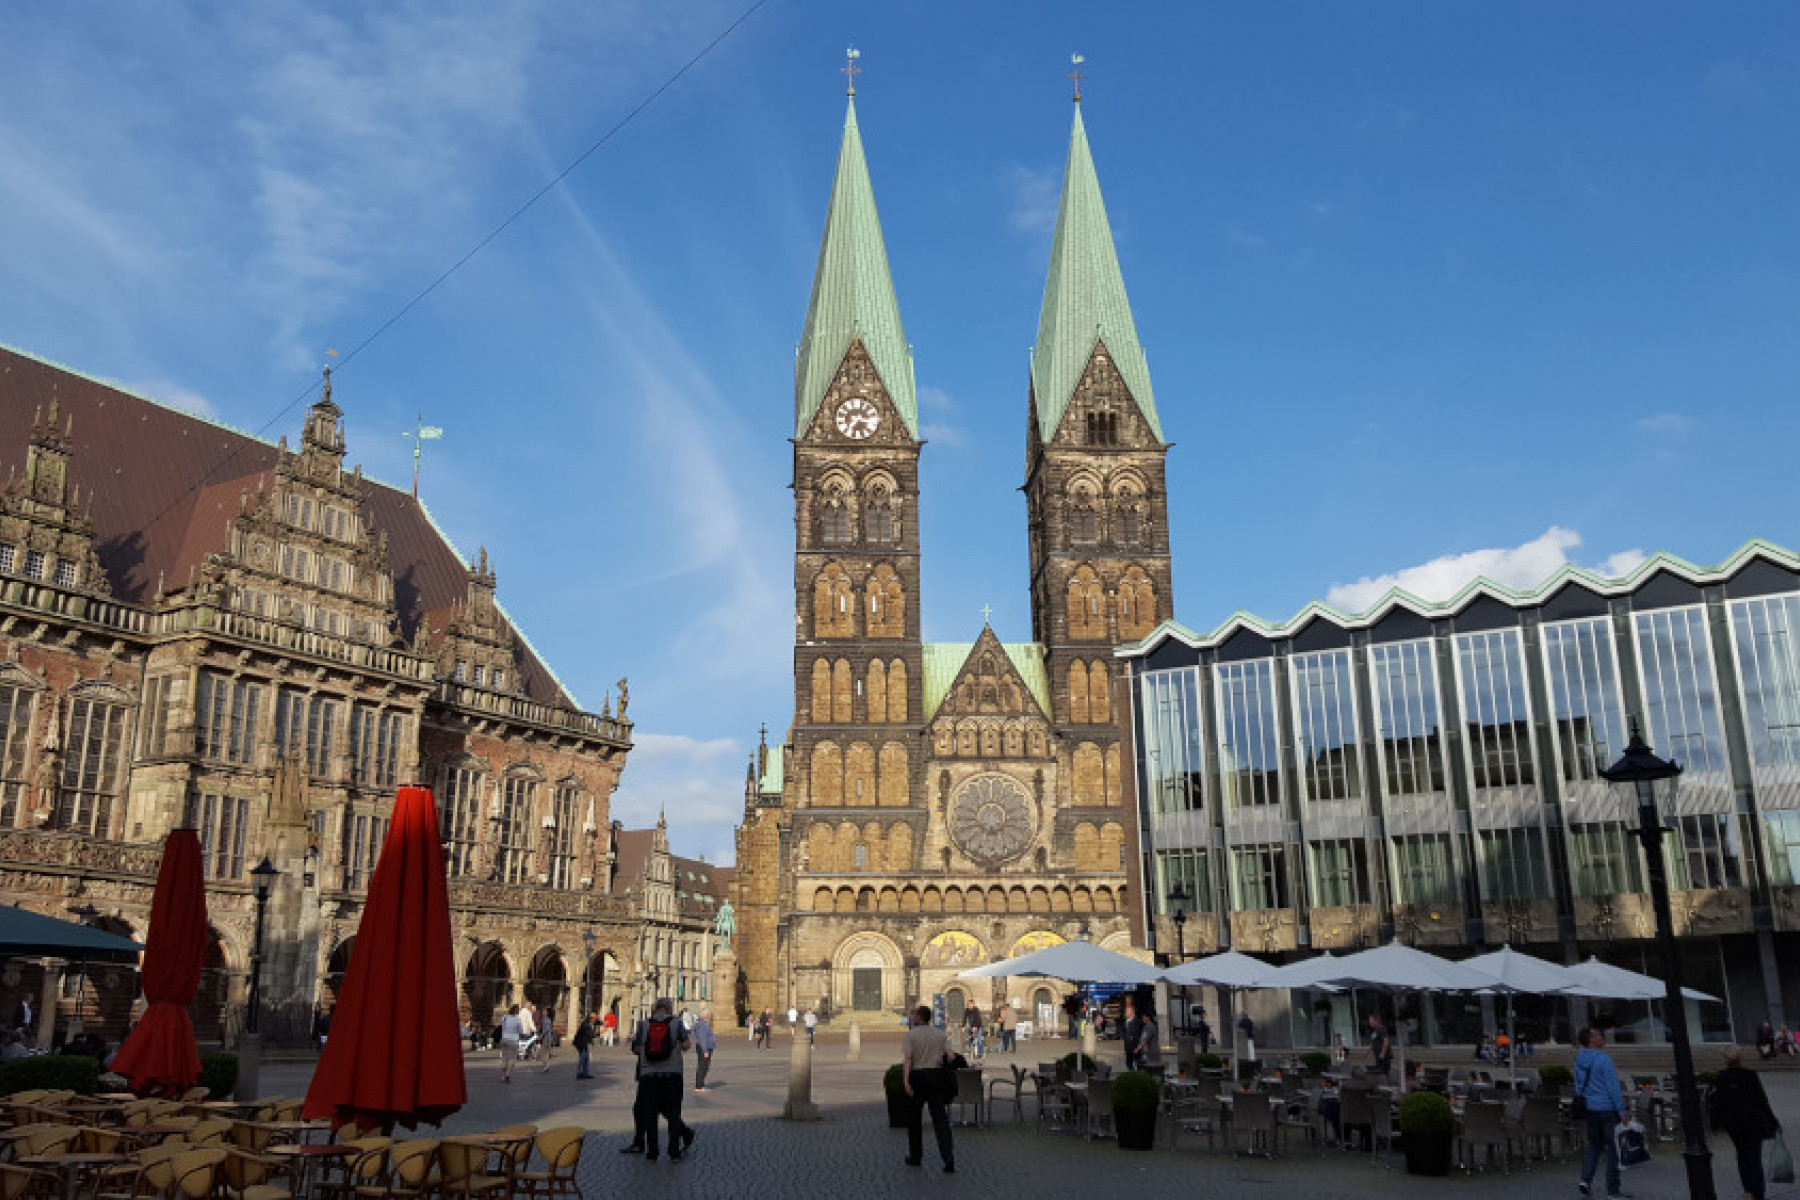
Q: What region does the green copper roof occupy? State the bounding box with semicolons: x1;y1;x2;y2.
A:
1030;103;1162;443
759;742;785;796
796;98;917;439
921;639;1052;722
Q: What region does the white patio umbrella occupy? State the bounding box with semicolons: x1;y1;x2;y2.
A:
1559;955;1720;1003
1261;944;1493;1087
1460;946;1578;1086
956;939;1161;985
1159;950;1276;1067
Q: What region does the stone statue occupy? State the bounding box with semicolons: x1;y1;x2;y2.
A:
615;677;630;719
713;899;735;950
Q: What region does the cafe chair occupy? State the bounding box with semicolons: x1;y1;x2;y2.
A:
514;1128;584;1200
986;1065;1038;1126
432;1141;507;1200
218;1148;295;1200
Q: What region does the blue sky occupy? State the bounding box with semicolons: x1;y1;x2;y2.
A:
1;3;1796;866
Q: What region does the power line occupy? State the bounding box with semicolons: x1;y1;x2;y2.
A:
140;0;770;534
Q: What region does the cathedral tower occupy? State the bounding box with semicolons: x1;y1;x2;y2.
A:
1025;99;1174;756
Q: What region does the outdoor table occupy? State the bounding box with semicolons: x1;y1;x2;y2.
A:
268;1141;355;1197
247;1120;331;1146
16;1151;132;1200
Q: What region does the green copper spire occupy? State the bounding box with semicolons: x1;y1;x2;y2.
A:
796;97;916;439
1030;102;1162;443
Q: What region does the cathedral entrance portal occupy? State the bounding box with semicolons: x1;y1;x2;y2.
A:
852;967;882;1012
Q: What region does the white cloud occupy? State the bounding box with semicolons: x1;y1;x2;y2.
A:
1633;413;1694;435
918;385;968;448
610;732;746;862
1325;527;1643;613
1224;221;1266;249
1007;165;1059;234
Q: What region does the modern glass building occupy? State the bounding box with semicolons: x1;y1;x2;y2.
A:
1117;540;1800;1045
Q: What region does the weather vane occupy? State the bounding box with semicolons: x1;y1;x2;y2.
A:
1069;53;1085;102
400;414;443;500
843;46;861;96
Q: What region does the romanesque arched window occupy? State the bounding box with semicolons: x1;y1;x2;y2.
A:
832;659;853;723
1117;568;1157;640
1073;822;1100;870
1069;660;1091;724
818;475;853;546
878;742;908;807
887;821;913;871
1068;481;1099;546
1110;476;1146;548
1087;659;1111;723
813;564;854;638
1073;743;1105;805
846;742;875;806
1067;566;1107;641
867;659;888;724
865;564;905;638
811;659;833;724
886;658;907;723
864;477;898;545
811;742;843;806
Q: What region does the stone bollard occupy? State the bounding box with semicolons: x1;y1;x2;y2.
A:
1081;1018;1097;1065
784;1025;820;1120
847;1020;862;1062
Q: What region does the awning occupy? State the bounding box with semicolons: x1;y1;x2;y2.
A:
0;905;144;962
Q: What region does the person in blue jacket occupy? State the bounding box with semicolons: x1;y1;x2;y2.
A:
1574;1026;1630;1198
692;1008;718;1093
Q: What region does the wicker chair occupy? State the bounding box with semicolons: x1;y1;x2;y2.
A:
217;1148;294;1200
433;1141;507;1200
514;1128;584;1200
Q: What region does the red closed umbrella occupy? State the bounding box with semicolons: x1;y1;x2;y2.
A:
305;784;466;1129
111;829;207;1097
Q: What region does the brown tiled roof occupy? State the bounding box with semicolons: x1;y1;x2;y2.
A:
608;827;733;909
610;828;654;894
0;344;572;707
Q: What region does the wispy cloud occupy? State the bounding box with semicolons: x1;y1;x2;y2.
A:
918;384;969;448
1007;165;1059;234
1325;526;1644;613
1224;221;1266;249
1633;413;1694;435
610;732;746;861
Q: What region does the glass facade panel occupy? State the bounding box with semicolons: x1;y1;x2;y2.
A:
1154;849;1212;915
1290;650;1362;803
495;775;536;885
442;765;485;878
1215;660;1282;811
1140;668;1203;814
1764;811;1800;886
59;697;126;836
1474;826;1552;899
1666;813;1742;891
0;685;32;828
1455;629;1535;788
1306;839;1368;907
1389;832;1458;906
1634;606;1729;774
1369;640;1445;797
1229;844;1289;910
1567;824;1645;896
1542;617;1628;783
1732;595;1800;768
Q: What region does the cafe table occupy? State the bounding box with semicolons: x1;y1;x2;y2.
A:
267;1141;356;1196
16;1151;132;1200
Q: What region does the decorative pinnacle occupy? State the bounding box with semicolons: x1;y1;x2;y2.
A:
843;46;861;96
1069;53;1085;102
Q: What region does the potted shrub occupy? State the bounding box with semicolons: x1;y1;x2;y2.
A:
1111;1070;1159;1150
1194;1052;1224;1072
1536;1063;1573;1093
883;1063;910;1129
1301;1051;1331;1077
1055;1051;1096;1081
1398;1090;1455;1176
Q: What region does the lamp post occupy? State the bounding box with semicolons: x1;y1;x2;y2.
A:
67;904;98;1038
239;856;279;1102
1168;883;1189;1035
1599;720;1712;1200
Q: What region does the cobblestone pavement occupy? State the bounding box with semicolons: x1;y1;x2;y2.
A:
260;1030;1800;1198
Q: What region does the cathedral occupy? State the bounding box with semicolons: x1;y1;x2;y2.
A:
731;86;1171;1023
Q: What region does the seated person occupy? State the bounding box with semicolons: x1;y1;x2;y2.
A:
1338;1066;1377;1148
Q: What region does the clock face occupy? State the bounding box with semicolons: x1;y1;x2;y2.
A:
834;396;880;440
948;773;1036;865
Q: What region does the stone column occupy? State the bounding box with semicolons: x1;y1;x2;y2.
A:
783;1025;819;1121
34;959;64;1050
846;1020;861;1063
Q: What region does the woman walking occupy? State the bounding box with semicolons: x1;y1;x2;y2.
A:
1713;1047;1781;1200
498;1004;525;1084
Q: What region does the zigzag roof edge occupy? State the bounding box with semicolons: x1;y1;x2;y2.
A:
1115;537;1800;657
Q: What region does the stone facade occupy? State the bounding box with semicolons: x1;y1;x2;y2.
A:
0;346;713;1049
731;98;1164;1023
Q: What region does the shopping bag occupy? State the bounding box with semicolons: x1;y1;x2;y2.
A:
1766;1133;1796;1185
1616;1120;1651;1167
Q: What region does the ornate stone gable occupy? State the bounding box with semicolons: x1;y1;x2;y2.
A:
433;548;519;695
0;400;110;596
1037;341;1163;454
927;631;1051;761
798;339;914;450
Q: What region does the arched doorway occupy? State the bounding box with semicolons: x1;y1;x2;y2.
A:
323;937;356;1006
1032;986;1057;1032
944;987;968;1027
192;929;230;1045
462;942;512;1030
524;947;567;1036
581;951;614;1019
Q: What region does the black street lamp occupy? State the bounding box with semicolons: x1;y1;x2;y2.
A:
582;930;595;1017
1167;883;1189;1035
1599;720;1712;1200
247;858;279;1038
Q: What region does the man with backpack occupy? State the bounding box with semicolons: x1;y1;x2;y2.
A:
620;997;695;1162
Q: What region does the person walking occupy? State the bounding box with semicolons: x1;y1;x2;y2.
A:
964;1004;985;1063
1713;1046;1781;1200
497;1004;525;1084
693;1008;717;1092
1574;1026;1629;1198
902;1004;955;1174
1367;1012;1392;1077
602;1009;617;1047
803;1007;817;1046
517;1003;538;1061
1123;1001;1143;1071
756;1010;773;1050
996;1003;1015;1054
1133;1000;1163;1072
621;997;695;1162
536;1004;554;1071
572;1011;596;1080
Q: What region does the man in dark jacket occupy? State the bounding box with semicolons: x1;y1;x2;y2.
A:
1714;1046;1781;1200
620;998;694;1162
572;1011;596;1080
